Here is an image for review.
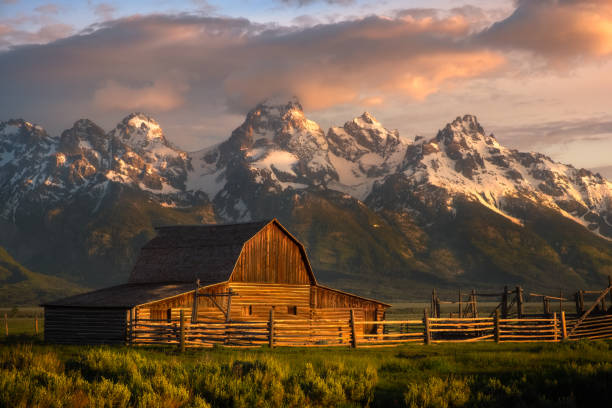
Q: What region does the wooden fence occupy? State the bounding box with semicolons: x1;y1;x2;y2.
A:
127;309;612;349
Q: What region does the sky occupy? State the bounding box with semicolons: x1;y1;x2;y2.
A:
1;0;612;174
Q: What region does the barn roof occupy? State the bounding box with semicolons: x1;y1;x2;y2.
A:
41;282;198;308
128;219;316;284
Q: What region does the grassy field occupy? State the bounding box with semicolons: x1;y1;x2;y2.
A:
0;336;611;407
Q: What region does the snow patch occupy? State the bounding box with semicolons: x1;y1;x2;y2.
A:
251;150;299;177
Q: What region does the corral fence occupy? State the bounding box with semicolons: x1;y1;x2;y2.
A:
127;309;612;349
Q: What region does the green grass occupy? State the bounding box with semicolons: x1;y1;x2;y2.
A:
0;339;610;407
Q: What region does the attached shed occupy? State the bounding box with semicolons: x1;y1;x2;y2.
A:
43;219;389;345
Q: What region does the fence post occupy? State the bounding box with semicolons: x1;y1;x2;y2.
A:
561;311;567;340
543;298;550;316
4;313;7;336
226;288;233;322
423;309;431;345
494;309;500;343
516;286;524;318
349;309;357;348
553;312;558;342
502;286;508;318
458;288;462;318
609;276;612;306
268;308;275;349
129;308;134;345
179;310;185;352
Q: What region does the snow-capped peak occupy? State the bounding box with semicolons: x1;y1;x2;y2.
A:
126;113;163;138
110;113;167;150
355;111;379;127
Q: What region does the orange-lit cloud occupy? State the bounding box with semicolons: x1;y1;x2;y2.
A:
482;0;612;63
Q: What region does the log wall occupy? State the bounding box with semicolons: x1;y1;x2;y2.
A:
44;307;128;344
137;282;386;335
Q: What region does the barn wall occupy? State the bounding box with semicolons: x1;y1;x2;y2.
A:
313;286;386;334
230;223;312;284
135;283;386;335
227;282;311;320
44;307;128;344
137;283;228;321
313;286;383;311
137;283;313;322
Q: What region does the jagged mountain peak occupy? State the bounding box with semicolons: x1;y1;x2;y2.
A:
434;114;498;152
110;112;167;150
439;114;487;138
328;110;403;163
0;119;49;141
356;111;379;125
246;98;316;132
71;118;105;132
256;96;303;112
59;119;110;161
228;98;326;153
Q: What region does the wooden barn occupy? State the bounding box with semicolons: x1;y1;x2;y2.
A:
43;219;389;345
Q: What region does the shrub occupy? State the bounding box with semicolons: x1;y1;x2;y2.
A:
404;376;470;408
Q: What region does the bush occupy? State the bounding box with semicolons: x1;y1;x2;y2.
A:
404;377;470;408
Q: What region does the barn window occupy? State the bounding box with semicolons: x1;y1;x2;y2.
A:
242;305;253;316
166;308;172;322
288;306;297;315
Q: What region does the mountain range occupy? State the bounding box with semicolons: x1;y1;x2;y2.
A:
2;98;612;303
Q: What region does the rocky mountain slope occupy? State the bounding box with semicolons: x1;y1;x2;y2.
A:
1;99;612;300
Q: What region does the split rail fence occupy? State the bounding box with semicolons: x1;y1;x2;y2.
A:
127;309;612;349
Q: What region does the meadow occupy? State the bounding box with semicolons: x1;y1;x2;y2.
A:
2;304;611;407
0;335;611;408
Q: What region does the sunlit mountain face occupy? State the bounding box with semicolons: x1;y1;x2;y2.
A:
2;99;612;297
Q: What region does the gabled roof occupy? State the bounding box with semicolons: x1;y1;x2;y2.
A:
41;282;198;308
128;219;314;284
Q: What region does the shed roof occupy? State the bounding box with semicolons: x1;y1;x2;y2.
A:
128;219;272;284
41;282;199;308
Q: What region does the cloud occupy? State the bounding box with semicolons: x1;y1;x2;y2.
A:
0;12;506;117
279;0;355;6
93;3;116;20
0;22;72;48
93;79;188;111
481;0;612;64
34;4;62;15
494;116;612;148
